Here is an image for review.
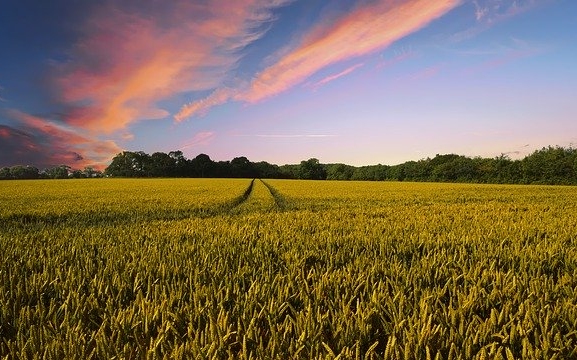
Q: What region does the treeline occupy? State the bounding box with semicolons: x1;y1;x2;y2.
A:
2;146;576;185
0;165;102;180
102;146;577;185
104;151;287;179
325;146;577;185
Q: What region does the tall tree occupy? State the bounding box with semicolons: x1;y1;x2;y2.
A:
230;156;256;178
7;165;40;179
299;158;326;180
44;165;70;179
105;151;150;177
150;152;176;177
190;154;213;178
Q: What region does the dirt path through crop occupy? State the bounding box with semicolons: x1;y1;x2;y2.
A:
260;180;289;211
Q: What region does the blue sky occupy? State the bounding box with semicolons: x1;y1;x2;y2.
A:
0;0;576;169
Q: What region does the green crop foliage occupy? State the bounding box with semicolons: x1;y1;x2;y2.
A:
1;179;576;359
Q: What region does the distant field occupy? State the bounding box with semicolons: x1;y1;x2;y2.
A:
1;179;576;359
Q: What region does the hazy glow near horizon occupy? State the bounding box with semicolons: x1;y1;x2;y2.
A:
0;0;576;169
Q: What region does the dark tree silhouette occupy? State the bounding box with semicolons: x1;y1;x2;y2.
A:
4;146;577;185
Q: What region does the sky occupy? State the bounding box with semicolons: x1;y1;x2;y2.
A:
0;0;576;170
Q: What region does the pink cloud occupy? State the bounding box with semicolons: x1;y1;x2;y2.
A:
0;124;87;168
181;131;216;150
4;109;122;170
175;88;236;122
12;109;90;146
54;0;291;133
238;0;461;103
306;63;365;90
175;0;460;121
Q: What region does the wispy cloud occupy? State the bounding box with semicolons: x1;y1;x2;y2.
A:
4;0;292;167
181;131;216;150
175;88;237;123
176;0;461;120
235;134;338;138
121;133;134;141
405;64;443;82
239;0;461;103
473;0;541;23
53;0;291;133
473;0;489;21
377;48;417;69
2;109;122;169
306;63;365;90
460;37;547;74
452;0;546;42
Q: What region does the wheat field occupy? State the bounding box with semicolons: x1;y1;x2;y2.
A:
1;179;576;359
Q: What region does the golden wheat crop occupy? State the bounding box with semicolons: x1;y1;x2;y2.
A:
1;179;576;359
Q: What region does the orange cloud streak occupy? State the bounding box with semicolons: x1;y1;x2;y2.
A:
56;0;290;133
240;0;461;103
307;63;365;90
14;110;89;146
175;88;236;123
175;0;461;121
181;131;216;150
7;109;122;170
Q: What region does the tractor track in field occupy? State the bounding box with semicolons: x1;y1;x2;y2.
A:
225;179;288;213
225;178;287;214
221;179;288;213
226;178;255;209
2;179;258;228
260;179;289;211
0;178;280;229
